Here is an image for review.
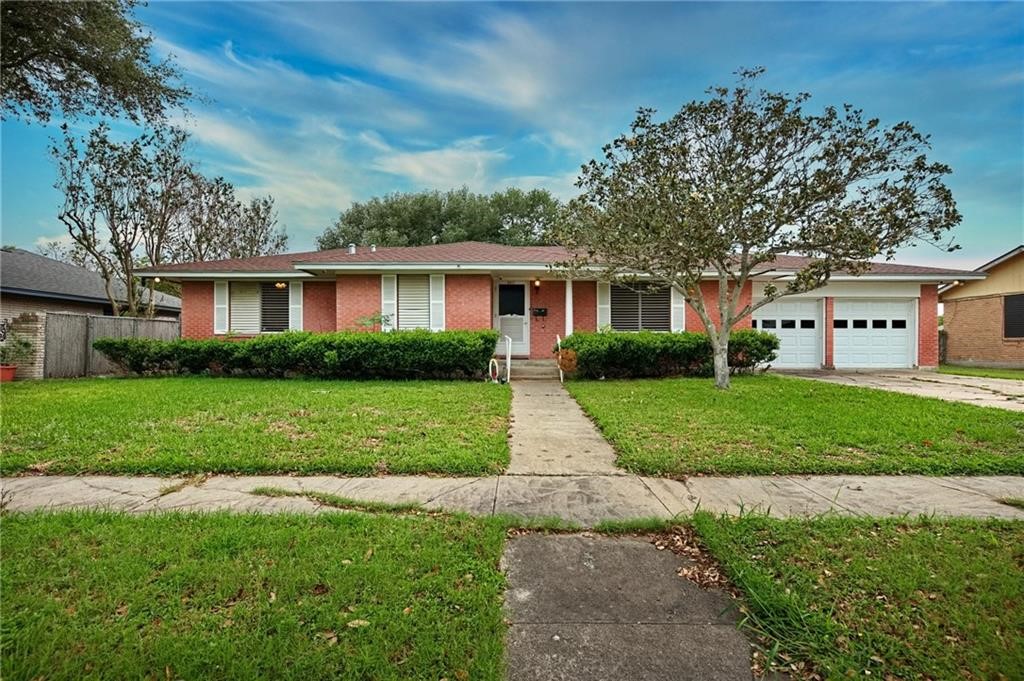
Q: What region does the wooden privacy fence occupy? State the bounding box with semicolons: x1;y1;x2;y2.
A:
43;312;180;378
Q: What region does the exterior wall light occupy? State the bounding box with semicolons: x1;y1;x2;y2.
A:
533;279;541;290
274;282;287;289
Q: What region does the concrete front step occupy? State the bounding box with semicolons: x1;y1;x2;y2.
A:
509;360;560;381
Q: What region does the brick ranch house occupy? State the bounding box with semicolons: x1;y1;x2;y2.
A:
939;245;1024;368
140;241;983;370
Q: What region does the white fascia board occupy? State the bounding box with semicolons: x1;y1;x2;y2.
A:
755;273;987;283
136;270;315;280
292;261;567;272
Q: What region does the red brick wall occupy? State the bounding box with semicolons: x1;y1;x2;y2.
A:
685;280;753;332
529;280;566;359
303;281;336;333
445;274;493;330
336;275;381;331
944;295;1024;366
824;297;835;369
572;281;597;333
918;284;939;368
181;281;214;338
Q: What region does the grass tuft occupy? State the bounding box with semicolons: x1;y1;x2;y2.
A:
938;365;1024;381
996;496;1024;510
250;487;426;514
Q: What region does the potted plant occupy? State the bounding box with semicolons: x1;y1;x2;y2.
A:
0;333;33;382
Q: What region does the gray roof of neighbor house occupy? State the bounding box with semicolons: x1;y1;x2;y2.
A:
140;240;982;280
0;248;181;311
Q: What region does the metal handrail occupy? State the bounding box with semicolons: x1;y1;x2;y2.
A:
504;335;512;383
555;334;564;384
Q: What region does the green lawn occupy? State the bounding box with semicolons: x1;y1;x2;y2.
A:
566;375;1024;476
938;364;1024;381
693;514;1024;679
0;511;507;681
0;377;510;476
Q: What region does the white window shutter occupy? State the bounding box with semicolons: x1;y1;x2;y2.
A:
596;282;611;330
381;275;397;331
671;286;686;332
289;281;303;331
429;274;445;331
214;281;229;334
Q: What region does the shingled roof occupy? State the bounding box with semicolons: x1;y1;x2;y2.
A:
142;241;979;278
1;248;181;311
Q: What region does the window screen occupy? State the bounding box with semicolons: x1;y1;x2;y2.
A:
1005;294;1024;338
800;319;815;329
891;319;907;329
853;319;868;329
260;283;290;332
610;284;670;331
872;319;888;329
833;319;848;329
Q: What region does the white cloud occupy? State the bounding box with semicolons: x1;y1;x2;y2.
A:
371;137;508;191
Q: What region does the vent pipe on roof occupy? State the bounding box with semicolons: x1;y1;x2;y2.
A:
347;243;356;255
370;244;377;252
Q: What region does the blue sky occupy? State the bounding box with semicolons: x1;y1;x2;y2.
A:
2;1;1022;268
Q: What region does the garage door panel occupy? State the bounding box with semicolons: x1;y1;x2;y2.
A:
834;299;914;369
753;299;822;369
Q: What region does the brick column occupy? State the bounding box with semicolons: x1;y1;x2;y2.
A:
823;297;835;369
918;284;939;368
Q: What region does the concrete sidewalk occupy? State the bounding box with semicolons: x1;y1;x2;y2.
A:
3;473;1022;524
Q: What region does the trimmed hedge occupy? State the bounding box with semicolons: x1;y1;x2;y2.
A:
558;329;780;379
93;330;500;380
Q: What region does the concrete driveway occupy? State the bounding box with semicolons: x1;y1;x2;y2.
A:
786;370;1024;411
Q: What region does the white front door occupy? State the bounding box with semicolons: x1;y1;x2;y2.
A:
753;299;822;368
497;282;530;356
833;299;914;368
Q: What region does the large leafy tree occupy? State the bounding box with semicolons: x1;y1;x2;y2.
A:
51;125;286;317
2;0;190;124
554;69;960;389
317;187;560;249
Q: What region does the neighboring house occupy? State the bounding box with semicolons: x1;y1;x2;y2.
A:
140;241;981;370
0;248;182;320
939;245;1024;368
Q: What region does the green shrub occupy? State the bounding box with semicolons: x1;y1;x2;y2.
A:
558;329;779;378
94;330;500;380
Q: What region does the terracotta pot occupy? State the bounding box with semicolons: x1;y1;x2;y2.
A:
0;365;17;382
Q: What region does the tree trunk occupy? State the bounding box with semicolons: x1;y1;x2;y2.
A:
712;338;730;389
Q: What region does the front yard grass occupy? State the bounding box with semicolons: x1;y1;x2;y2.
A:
566;375;1024;476
0;377;510;476
938;364;1024;381
0;511;507;681
693;513;1024;679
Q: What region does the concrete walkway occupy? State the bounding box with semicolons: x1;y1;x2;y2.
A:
3;473;1022;524
503;534;753;680
788;370;1024;411
506;380;622;475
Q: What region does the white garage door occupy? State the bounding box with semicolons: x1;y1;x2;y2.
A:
752;299;822;368
834;300;914;368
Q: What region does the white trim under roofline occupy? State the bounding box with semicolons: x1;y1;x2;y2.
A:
135;270;315;279
292;261;565;272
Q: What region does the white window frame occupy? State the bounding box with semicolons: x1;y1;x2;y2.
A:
214;281;229;334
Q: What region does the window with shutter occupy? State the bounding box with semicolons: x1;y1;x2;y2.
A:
610;285;640;331
260;283;290;332
1005;294;1024;339
398;275;431;330
229;282;260;334
610;284;671;332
